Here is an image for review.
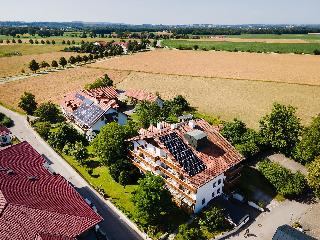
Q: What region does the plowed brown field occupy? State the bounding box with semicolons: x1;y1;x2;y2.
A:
90;49;320;86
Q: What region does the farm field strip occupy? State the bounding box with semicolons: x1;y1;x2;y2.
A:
162;39;320;54
89;49;320;86
117;71;320;129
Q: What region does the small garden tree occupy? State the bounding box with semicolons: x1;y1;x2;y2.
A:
132;173;174;226
28;59;40;73
307;157;320;198
176;224;205;240
33;121;51;140
198;207;226;232
18;92;37;115
72;141;89;163
259;103;302;155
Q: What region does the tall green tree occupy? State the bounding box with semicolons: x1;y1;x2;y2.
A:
259;103;302;155
68;56;76;64
135;101;164;128
91;122;128;165
307;157;320;198
293;115;320;164
85;74;113;90
18;92;37;115
132;173;174;225
28;59;40;73
34;102;63;123
59;57;67;68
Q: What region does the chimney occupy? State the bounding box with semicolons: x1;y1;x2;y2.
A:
188;120;195;129
157;122;163;130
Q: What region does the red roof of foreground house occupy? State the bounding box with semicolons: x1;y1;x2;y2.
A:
131;119;244;188
125;89;159;102
0;142;102;240
0;125;11;136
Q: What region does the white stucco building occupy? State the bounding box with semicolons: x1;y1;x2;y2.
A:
128;119;244;213
61;87;127;141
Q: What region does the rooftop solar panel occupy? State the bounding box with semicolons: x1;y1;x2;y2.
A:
159;132;207;177
75;93;85;100
83;98;94;106
73;103;105;127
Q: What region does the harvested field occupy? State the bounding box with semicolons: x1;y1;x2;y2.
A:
90;49;320;86
0;67;130;111
117;72;320;129
0;44;65;57
0;52;81;77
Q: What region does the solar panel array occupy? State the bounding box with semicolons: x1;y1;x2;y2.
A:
75;93;85;100
73;101;105;127
159;132;207;177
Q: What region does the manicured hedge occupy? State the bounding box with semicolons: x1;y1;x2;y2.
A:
257;159;306;197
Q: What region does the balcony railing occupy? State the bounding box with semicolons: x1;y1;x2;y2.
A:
137;147;197;193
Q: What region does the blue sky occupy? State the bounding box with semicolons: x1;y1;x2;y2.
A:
1;0;319;25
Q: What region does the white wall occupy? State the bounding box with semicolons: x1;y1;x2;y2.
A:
194;174;225;213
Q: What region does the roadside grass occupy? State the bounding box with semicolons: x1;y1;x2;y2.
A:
0;44;65;57
162;39;320;54
238;166;285;203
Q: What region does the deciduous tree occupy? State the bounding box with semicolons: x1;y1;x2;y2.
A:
307;157;320;198
18;92;37;115
28;59;40;73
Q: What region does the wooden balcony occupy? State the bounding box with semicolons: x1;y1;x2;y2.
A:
129;150;158;172
164;178;196;204
138;147;197;193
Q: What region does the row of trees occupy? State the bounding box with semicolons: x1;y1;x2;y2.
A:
28;53;100;73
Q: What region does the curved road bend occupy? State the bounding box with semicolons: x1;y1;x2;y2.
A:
0;105;145;240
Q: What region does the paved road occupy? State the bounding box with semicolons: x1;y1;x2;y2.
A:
0;105;145;240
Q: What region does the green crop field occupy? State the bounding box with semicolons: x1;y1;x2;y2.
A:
227;34;320;40
162;39;320;54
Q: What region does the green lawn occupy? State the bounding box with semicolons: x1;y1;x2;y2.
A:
61;153;138;216
162;39;320;54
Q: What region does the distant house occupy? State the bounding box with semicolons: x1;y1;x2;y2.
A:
61;87;127;141
93;41;108;47
0;125;11;146
128;119;244;213
125;89;164;108
0;141;102;239
273;225;317;240
112;42;129;54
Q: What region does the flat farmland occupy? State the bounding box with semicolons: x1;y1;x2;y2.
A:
0;51;79;77
0;67;130;111
117;72;320;128
162;40;320;54
90;49;320;86
0;44;65;57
